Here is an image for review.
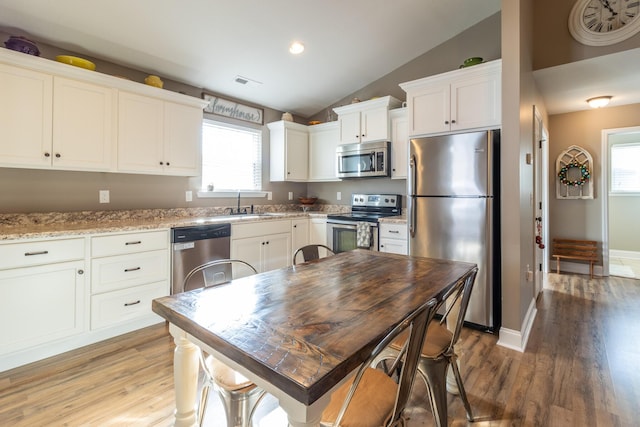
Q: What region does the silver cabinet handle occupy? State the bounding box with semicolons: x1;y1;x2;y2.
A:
25;250;49;256
125;241;142;246
124;267;141;272
124;300;141;307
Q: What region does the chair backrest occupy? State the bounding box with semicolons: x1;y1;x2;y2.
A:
181;259;258;293
439;268;478;352
292;244;335;265
333;297;439;426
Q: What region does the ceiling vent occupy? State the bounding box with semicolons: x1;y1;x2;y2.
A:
234;75;262;86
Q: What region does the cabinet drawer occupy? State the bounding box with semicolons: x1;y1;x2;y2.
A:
379;223;407;240
0;238;85;270
232;220;291;239
91;249;168;294
91;230;168;257
91;281;167;330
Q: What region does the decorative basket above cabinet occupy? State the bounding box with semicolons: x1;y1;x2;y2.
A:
400;59;501;137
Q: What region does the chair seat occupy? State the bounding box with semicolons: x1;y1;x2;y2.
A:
204;355;257;392
321;367;398;427
390;321;452;358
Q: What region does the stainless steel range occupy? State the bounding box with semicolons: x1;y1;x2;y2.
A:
327;193;402;253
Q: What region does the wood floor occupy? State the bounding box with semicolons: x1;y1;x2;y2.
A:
1;272;639;426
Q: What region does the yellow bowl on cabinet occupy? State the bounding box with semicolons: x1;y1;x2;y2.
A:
55;55;96;71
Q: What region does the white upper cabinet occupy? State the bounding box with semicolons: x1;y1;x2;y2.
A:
308;121;340;182
117;92;202;176
401;59;501;137
0;63;53;168
389;108;408;179
333;96;402;144
52;77;115;171
268;120;309;182
0;48;206;175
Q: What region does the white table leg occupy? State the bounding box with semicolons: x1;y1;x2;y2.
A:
170;324;200;427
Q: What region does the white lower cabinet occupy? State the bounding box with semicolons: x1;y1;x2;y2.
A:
90;230;169;330
291;218;309;254
0;260;85;354
231;220;292;273
379;223;408;255
0;229;170;371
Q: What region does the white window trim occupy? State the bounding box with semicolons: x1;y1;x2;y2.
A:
197;191;271;199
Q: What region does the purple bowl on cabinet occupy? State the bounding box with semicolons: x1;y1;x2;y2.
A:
4;36;40;56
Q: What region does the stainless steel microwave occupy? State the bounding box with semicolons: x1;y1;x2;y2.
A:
336;140;390;178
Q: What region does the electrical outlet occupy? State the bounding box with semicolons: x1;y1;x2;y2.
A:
99;190;110;204
288;191;293;200
337;191;342;201
267;192;272;200
185;191;192;202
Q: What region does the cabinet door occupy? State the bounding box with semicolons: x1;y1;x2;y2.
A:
408;83;450;136
379;238;408;255
361;107;389;142
285;127;308;181
263;232;291;271
53;77;114;171
163;102;202;176
308;123;340;181
0;261;85;354
291;219;309;254
390;109;408;179
0;64;52;168
117;92;164;173
450;73;501;131
338;111;361;144
309;218;327;246
231;236;263;275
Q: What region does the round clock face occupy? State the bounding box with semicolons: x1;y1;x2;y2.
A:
569;0;640;46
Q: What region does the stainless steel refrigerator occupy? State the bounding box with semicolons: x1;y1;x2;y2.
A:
408;129;500;332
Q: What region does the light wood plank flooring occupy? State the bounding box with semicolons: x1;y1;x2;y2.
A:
1;272;639;426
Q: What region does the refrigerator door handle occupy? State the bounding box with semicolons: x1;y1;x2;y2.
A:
409;154;417;237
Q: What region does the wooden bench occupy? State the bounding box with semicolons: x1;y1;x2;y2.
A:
552;238;599;277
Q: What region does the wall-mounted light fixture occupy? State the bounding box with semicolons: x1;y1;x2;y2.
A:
289;41;305;55
586;96;612;108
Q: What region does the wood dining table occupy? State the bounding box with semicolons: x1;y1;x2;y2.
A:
152;249;477;427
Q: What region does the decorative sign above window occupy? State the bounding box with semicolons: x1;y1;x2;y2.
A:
202;92;264;125
555;145;594;199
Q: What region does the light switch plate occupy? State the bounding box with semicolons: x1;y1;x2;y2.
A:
337;191;341;201
185;191;192;202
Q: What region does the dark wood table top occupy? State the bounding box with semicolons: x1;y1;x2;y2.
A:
152;249;476;406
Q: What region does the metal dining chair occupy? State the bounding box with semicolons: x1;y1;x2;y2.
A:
320;297;439;427
292;244;335;265
371;268;479;427
182;259;266;427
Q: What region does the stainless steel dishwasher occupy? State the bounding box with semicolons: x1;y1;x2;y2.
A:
171;223;231;293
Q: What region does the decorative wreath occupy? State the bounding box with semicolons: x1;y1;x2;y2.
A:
558;161;590;186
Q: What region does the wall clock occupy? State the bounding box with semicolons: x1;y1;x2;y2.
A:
568;0;640;46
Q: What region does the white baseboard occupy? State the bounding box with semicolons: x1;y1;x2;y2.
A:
610;250;640;260
497;297;537;353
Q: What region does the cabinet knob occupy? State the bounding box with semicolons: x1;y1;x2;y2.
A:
361;134;365;137
55;153;61;158
287;171;290;175
159;161;164;165
444;121;449;125
44;152;50;158
166;162;170;166
77;269;84;275
451;120;456;124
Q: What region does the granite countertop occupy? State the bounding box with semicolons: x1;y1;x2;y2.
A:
378;215;407;224
0;206;342;241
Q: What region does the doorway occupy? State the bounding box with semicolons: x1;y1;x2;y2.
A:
534;106;549;295
602;126;640;279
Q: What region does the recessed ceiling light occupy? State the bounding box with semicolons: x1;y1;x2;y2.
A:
586;96;612;108
289;41;305;55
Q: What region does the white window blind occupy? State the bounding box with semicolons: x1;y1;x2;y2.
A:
611;143;640;193
201;120;262;191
